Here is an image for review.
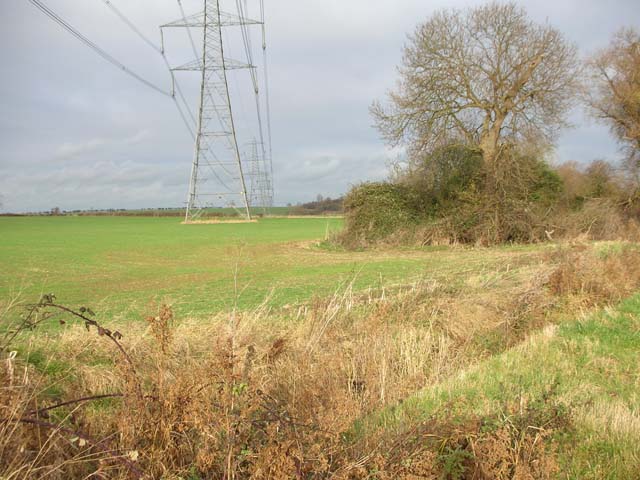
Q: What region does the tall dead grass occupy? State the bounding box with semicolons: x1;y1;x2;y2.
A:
547;242;640;303
1;243;640;478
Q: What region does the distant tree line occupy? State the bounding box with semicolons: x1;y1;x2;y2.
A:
291;195;343;215
4;204;343;218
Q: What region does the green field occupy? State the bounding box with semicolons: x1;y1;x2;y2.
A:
71;206;297;217
3;216;639;477
0;216;336;318
0;216;543;323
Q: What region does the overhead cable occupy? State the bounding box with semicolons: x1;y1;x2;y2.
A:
27;0;172;97
259;0;274;198
100;0;163;54
97;0;198;130
235;0;268;180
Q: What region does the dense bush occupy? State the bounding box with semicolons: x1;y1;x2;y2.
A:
401;144;484;215
340;182;420;246
341;144;577;246
555;160;625;210
340;142;640;247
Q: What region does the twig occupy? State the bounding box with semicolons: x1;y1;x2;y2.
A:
28;393;124;417
1;417;142;478
39;303;134;369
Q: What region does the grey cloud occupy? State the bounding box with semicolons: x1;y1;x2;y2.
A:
53;130;151;161
1;0;639;212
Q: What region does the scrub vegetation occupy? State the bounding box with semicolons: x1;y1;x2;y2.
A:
1;2;639;479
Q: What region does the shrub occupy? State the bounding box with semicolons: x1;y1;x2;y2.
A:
547;244;640;303
530;159;564;206
339;138;640;248
437;149;564;244
341;144;570;247
340;182;420;246
584;160;621;198
401;143;484;215
290;196;343;215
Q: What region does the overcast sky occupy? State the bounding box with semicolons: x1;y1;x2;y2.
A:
1;0;639;213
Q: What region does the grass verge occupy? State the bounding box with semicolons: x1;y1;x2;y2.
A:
368;294;640;479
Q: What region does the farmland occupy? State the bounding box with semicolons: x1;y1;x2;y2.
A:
0;215;537;321
1;216;349;319
2;216;640;478
3;0;640;475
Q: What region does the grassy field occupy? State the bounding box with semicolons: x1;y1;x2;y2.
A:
3;216;640;478
66;206;297;217
0;215;540;322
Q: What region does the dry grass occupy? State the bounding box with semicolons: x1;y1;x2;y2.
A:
1;243;640;478
577;400;640;442
547;241;640;303
550;199;640;242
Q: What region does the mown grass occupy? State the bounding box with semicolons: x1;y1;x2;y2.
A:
0;216;548;324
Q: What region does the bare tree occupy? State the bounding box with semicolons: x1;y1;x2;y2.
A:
585;28;640;177
372;2;579;168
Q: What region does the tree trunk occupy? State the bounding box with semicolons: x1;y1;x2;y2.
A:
479;116;506;237
479;122;502;168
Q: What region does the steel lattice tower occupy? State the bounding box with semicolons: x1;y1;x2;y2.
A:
162;1;263;222
247;138;271;212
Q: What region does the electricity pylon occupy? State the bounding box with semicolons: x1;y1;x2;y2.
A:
247;138;271;213
162;1;262;222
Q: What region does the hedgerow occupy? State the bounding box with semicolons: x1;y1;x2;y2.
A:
340;144;638;247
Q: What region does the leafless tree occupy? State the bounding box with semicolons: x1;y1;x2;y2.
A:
371;2;579;169
585;28;640;178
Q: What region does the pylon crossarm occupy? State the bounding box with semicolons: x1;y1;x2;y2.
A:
161;10;262;29
172;58;255;71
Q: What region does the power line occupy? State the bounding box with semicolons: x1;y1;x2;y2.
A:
173;94;195;138
174;83;197;130
30;0;196;139
26;0;248;209
235;0;257;89
100;0;162;54
235;0;273;205
96;0;199;136
27;0;172;97
160;0;273;221
169;2;238;186
216;3;252;220
260;0;274;202
95;0;236;195
172;0;237;177
176;0;201;64
28;0;223;192
173;0;254;221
